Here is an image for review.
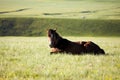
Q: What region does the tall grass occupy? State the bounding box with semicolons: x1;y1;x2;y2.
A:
0;37;120;80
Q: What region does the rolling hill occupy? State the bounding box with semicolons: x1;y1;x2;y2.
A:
0;18;120;36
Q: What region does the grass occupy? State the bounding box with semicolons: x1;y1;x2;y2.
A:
0;0;120;19
0;18;120;36
0;37;120;80
0;0;120;79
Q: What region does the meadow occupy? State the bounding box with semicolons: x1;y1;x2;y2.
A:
0;18;120;36
0;0;120;19
0;37;120;80
0;0;120;80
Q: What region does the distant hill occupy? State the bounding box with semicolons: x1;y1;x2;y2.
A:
0;0;120;19
0;18;120;36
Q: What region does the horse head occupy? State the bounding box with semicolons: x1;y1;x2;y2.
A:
47;29;61;48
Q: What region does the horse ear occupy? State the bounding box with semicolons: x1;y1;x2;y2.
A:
54;28;57;31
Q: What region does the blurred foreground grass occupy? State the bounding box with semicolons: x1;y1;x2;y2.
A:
0;37;120;80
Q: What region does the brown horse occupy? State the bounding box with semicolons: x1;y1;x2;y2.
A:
49;41;86;54
47;29;105;55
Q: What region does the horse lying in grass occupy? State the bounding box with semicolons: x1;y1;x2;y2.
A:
47;29;105;55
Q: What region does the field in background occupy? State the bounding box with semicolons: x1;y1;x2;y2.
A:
0;0;120;19
0;18;120;36
0;37;120;80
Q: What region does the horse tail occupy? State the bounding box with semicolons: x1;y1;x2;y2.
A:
100;49;105;54
96;48;105;55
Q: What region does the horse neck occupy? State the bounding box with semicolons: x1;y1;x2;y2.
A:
55;32;63;40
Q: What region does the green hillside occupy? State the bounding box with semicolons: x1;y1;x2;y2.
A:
0;18;120;36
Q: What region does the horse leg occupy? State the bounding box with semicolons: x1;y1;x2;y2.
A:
50;48;62;54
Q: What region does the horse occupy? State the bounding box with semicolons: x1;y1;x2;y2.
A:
47;29;105;55
49;41;83;54
49;41;86;54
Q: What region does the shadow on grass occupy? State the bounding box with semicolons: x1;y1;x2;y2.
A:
104;53;120;56
43;6;120;16
50;52;106;56
0;8;31;14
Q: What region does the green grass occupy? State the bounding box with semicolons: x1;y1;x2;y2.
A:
0;37;120;80
0;18;120;36
0;0;120;19
0;0;120;79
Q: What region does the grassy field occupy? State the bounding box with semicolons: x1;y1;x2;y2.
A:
0;37;120;80
0;0;120;80
0;18;120;36
0;0;120;19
